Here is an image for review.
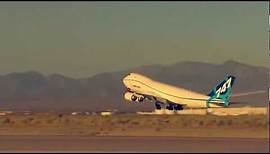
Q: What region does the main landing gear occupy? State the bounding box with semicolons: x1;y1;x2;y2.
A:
155;102;183;111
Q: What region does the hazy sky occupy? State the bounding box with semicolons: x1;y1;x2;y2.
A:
0;2;268;78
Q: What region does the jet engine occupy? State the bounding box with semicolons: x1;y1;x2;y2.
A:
124;92;144;102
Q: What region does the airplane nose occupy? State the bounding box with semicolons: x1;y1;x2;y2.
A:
123;80;130;89
124;73;131;78
123;76;128;84
123;73;131;79
123;74;131;86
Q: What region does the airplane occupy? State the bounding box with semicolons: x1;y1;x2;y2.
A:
122;73;236;111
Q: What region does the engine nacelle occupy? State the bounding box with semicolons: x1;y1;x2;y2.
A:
124;92;137;102
124;92;144;102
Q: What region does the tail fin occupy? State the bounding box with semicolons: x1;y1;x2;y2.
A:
207;75;236;107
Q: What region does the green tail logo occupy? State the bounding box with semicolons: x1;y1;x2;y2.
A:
207;75;236;108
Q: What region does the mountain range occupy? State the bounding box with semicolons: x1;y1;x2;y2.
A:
0;60;268;112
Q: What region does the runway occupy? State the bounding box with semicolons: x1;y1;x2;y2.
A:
0;136;268;153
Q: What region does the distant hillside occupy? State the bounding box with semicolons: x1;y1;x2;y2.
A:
0;60;268;112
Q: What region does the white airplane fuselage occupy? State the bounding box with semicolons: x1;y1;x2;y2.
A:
123;73;223;109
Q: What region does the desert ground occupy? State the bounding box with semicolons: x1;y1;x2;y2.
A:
0;112;268;152
0;113;268;138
